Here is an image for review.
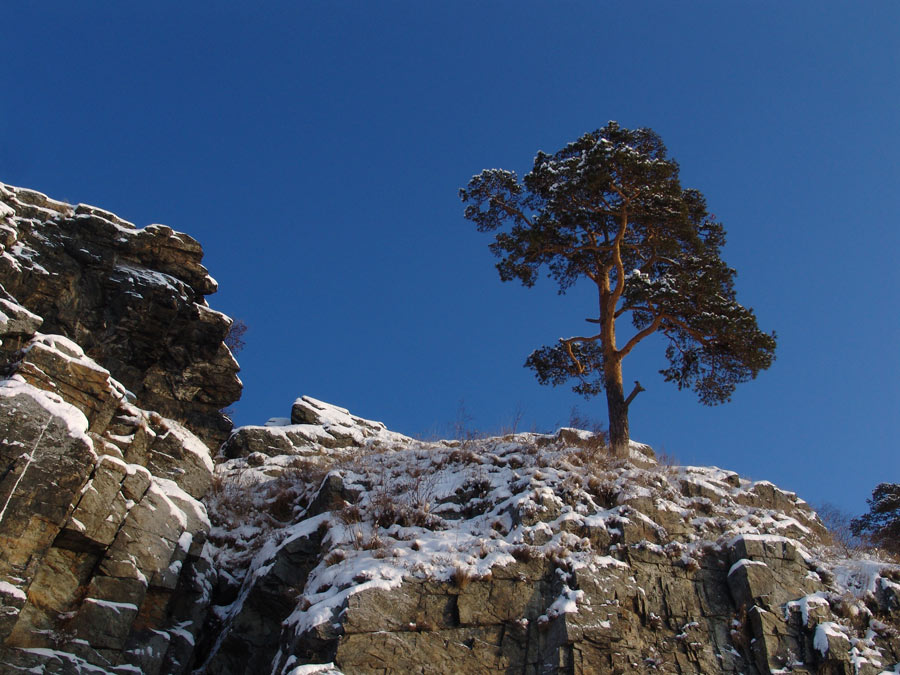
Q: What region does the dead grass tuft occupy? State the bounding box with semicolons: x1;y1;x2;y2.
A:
450;564;476;589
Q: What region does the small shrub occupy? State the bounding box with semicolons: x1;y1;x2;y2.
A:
338;504;362;525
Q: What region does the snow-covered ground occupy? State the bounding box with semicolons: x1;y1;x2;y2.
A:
202;399;900;673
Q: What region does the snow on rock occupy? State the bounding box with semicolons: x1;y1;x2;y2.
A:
0;374;91;442
814;621;850;657
0;182;235;675
199;396;900;674
0;181;241;450
0;581;25;602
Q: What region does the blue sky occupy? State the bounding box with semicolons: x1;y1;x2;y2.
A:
4;2;898;515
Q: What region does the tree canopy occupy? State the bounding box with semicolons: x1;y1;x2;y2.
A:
851;483;900;554
460;122;776;456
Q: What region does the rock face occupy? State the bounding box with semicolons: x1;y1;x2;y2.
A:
0;183;241;449
0;183;239;673
202;401;900;675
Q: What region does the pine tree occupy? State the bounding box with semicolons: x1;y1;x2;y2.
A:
460;122;776;457
851;483;900;554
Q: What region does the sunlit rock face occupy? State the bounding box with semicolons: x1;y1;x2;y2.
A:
0;183;237;674
0;183;241;450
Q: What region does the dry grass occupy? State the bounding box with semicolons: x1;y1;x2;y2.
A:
510;544;540;562
450;564;476;589
324;549;348;566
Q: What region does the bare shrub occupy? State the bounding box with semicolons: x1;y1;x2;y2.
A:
655;451;679;472
370;490;402;529
586;477;619;509
448;447;481;466
545;545;572;568
452;400;483;441
816;502;863;553
224;319;248;354
287;457;330;485
207;474;256;525
730;605;750;652
568;406;607;436
569;441;616;475
263;475;305;522
498;402;526;436
338;504;362;525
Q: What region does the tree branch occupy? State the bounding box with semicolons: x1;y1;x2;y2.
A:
560;333;603;346
616;308;713;360
494;198;535;228
617;314;665;359
561;339;586;375
608;206;629;313
624;380;645;408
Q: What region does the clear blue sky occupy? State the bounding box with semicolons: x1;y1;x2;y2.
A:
4;2;898;515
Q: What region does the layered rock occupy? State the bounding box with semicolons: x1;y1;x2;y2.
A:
0;183;241;449
201;401;900;674
0;183;238;674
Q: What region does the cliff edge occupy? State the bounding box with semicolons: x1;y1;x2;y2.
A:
0;183;240;673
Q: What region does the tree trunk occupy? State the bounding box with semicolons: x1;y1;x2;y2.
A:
604;358;629;458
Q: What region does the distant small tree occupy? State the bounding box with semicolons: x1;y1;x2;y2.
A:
225;319;248;355
851;483;900;555
460;122;776;457
815;502;861;553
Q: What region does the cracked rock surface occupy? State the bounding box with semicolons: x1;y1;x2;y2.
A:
0;183;238;674
201;402;900;675
0;183;241;450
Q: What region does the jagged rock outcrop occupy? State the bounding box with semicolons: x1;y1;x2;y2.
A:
0;183;241;449
0;183;240;674
201;399;900;675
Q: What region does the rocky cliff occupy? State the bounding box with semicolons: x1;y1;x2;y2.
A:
0;183;241;450
0;183;240;673
1;183;898;675
200;401;900;675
